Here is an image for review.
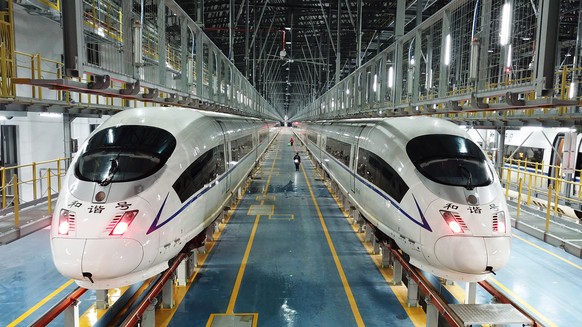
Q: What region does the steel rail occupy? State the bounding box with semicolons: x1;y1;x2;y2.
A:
30;286;88;327
119;252;188;327
385;244;465;327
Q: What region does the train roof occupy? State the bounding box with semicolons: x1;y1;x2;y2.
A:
99;107;262;135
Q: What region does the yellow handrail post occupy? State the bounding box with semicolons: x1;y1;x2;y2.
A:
14;174;19;229
57;159;62;192
47;168;52;214
516;178;523;222
31;54;36;98
545;185;552;234
527;172;533;206
554;177;560;216
534;162;539;189
36;52;42;100
1;167;5;208
505;160;512;198
32;162;37;200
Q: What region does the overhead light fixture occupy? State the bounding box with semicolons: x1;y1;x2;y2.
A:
444;34;451;66
388;66;394;88
500;3;511;45
520;126;543;132
40;112;63;118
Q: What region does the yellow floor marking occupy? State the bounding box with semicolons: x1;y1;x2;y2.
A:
8;279;75;327
488;277;557;327
300;160;365;326
226;214;261;314
225;138;280;315
513;233;582;270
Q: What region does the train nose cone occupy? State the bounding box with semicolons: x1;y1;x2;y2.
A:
51;238;144;281
81;239;144;279
434;236;511;274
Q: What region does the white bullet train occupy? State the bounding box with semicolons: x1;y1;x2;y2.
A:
296;117;512;281
50;107;276;289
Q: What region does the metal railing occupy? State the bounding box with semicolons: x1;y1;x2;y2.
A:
501;157;582;232
1;158;69;230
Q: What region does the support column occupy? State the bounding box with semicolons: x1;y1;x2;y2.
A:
157;0;166;85
393;260;403;285
122;0;133;78
534;0;560;96
141;298;157;327
62;113;72;170
407;277;419;307
95;290;108;310
495;126;506;177
180;17;189;92
196;30;204;97
63;299;80;327
425;298;439;327
61;0;84;77
465;282;477;304
335;0;341;84
393;0;405;106
381;244;391;268
161;278;174;308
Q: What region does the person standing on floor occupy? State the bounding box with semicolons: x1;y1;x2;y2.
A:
293;152;301;171
290;137;294;146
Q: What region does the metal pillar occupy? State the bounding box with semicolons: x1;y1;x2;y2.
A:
335;0;341;84
63;299;80;327
161;278;174;308
356;0;362;67
465;282;477;304
393;260;403;285
495;126;506;177
393;0;405;106
61;0;84;77
425;298;439;327
181;17;189;92
196;30;204;97
122;0;133;78
534;0;560;96
478;0;493;90
62;114;72;169
381;244;392;268
95;289;108;310
157;0;166;85
407;277;419;307
141;298;157;327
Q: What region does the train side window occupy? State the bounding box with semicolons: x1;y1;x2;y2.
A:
231;135;253;162
326;137;351;166
172;144;225;203
357;147;409;202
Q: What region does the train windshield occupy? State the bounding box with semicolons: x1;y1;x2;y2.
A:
75;126;176;184
406;135;493;189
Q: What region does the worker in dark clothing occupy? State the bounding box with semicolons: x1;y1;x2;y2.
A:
290;137;294;146
293;152;301;171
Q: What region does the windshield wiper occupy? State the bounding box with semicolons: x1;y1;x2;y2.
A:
100;158;119;186
458;165;474;190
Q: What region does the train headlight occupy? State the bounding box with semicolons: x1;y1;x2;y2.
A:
440;210;464;234
58;209;71;235
494;211;506;233
110;210;139;236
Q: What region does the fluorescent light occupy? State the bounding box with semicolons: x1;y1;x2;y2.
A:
520;126;543;132
373;74;378;92
569;82;576;99
556;127;576;132
388;66;394;88
410;57;415;66
0;116;8;121
506;44;512;67
445;34;451;66
500;3;511;45
346;88;350;95
40;112;62;118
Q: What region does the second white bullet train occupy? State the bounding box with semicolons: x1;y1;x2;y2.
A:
296;117;512;281
50;107;276;289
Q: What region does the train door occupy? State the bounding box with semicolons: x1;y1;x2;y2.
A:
351;126;366;193
548;133;565;188
216;121;230;194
